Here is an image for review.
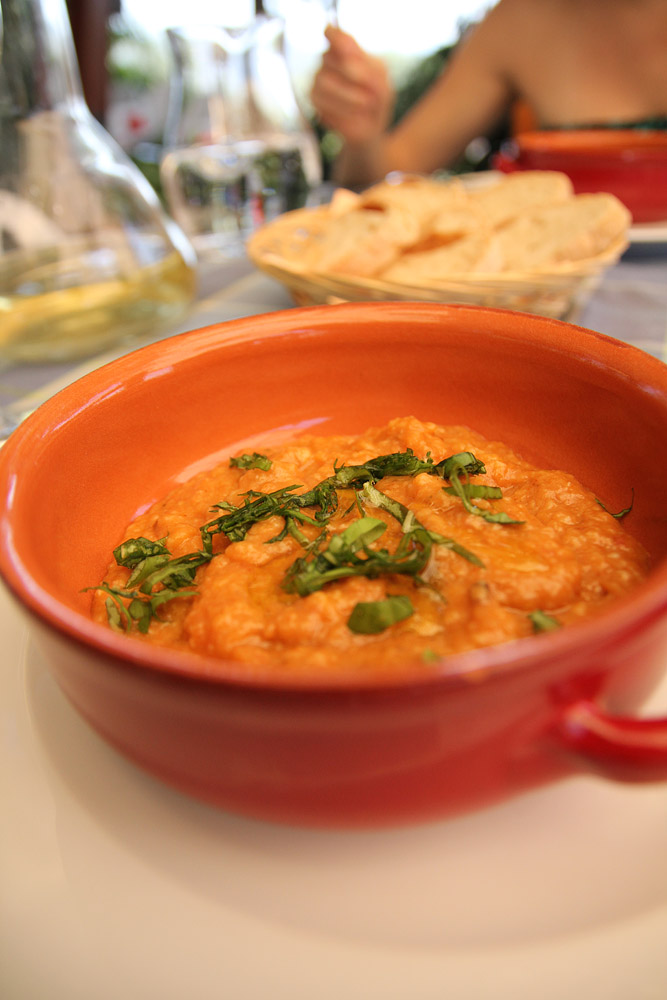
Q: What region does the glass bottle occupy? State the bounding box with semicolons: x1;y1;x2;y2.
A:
0;0;196;363
159;16;322;264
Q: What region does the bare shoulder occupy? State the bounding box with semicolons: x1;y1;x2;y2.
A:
465;0;611;76
460;0;564;67
482;0;666;35
474;0;574;43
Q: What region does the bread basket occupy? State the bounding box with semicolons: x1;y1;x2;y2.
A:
247;203;628;320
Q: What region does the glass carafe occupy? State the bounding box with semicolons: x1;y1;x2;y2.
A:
0;0;196;363
160;16;322;263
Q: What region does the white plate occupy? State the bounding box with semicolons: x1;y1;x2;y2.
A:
2;581;667;1000
629;220;667;244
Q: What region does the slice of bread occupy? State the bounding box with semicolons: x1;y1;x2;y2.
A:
328;187;361;217
494;193;632;270
271;170;630;284
469;170;574;228
297;205;423;277
359;174;468;225
380;229;503;284
429;203;488;240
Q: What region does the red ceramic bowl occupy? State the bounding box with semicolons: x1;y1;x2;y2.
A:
1;302;667;828
493;129;667;223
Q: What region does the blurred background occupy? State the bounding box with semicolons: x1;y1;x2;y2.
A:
5;0;661;370
65;0;497;190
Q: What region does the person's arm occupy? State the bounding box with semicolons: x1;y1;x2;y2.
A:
311;3;517;188
310;26;396;186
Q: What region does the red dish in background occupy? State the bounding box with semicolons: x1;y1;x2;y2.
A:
493;129;667;223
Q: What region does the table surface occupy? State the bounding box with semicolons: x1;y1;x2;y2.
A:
2;241;667;1000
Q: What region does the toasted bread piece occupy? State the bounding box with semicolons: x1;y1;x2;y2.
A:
395;204;489;256
359;174;468;225
429;203;488;239
297;205;423;277
328;187;361;216
470;170;574;228
380;229;503;285
494;193;631;270
283;170;628;284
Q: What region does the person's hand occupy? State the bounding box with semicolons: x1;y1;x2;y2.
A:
310;26;395;145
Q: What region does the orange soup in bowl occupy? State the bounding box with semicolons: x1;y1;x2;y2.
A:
88;416;648;675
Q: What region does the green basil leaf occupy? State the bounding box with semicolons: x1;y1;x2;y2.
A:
446;470;523;525
595;489;634;519
443;484;503;500
529;610;561;632
361;482;484;566
230;452;272;471
325;517;387;560
347;595;414;634
113;536;170;569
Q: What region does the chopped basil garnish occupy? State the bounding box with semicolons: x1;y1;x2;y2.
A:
444;454;523;525
200;484;328;551
595;489;634;519
201;448;489;551
443;483;503;500
84;536;212;633
89;445;525;637
283;514;433;597
529;610;561;633
230;452;272;471
347;595;414;634
361;482;484;567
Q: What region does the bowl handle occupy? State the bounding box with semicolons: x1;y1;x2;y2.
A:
555;700;667;781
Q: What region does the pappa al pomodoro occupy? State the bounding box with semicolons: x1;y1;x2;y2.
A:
89;417;648;673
